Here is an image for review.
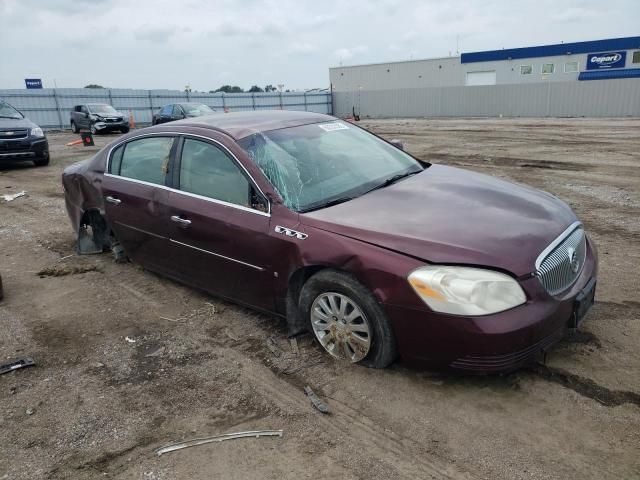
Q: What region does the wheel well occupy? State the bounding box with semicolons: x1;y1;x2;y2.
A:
285;265;327;336
77;209;112;254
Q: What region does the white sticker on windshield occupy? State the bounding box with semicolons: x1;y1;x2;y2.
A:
318;122;349;132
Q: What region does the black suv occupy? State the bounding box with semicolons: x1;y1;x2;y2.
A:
152;103;215;125
0;100;49;167
70;104;129;134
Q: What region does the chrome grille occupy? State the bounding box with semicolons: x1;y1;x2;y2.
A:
536;223;586;296
0;129;29;140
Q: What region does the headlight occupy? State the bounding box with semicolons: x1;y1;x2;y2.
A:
408;266;526;316
31;127;44;137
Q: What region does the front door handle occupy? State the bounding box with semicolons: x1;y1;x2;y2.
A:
105;196;121;205
170;215;192;227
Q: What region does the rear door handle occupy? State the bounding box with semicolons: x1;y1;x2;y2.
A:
170;215;192;227
105;196;121;205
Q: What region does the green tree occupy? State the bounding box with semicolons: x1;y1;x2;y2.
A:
264;84;277;92
213;85;244;93
84;84;105;89
248;85;264;92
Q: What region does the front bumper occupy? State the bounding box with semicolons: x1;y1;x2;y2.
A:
385;237;598;373
93;121;129;132
0;137;49;162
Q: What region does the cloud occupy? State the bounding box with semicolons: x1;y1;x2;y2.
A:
0;0;638;90
333;46;369;61
134;25;175;43
289;43;319;55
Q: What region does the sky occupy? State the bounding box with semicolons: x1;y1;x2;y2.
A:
0;0;638;91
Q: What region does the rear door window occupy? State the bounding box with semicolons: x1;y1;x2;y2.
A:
160;105;173;116
111;136;174;185
178;138;252;207
172;105;183;117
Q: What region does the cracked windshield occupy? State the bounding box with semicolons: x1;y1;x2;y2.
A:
238;121;423;212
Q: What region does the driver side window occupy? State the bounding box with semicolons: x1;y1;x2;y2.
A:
179;138;265;210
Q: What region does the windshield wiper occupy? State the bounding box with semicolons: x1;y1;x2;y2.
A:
299;195;356;213
365;170;421;194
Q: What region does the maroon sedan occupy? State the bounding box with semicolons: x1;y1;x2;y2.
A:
63;111;597;372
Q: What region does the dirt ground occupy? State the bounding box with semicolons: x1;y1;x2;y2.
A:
1;118;639;480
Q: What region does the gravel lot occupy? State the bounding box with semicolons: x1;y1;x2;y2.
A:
1;118;639;479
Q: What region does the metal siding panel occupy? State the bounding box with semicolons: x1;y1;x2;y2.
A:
334;79;640;118
461;36;640;63
0;89;331;129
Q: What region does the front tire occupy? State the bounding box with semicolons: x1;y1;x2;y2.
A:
121;127;130;133
299;269;397;368
34;155;49;167
70;121;78;133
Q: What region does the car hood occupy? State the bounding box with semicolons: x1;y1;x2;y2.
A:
94;112;122;118
302;164;578;276
0;116;37;129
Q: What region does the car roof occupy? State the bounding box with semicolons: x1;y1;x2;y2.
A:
167;110;336;140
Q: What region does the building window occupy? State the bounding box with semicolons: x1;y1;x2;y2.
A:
633;51;640;63
564;61;578;73
520;65;533;75
541;63;555;74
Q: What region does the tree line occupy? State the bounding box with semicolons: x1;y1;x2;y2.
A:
84;84;283;93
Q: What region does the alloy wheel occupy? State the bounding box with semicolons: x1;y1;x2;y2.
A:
310;292;371;362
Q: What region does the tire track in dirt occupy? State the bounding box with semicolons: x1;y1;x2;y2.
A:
238;361;479;480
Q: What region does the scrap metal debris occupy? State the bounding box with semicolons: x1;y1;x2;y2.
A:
304;386;330;414
154;430;283;456
125;336;136;344
0;358;35;376
290;337;299;355
1;191;26;202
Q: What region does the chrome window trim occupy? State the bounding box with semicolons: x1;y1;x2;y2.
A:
104;173;270;217
169;239;264;271
105;131;270;217
534;221;583;271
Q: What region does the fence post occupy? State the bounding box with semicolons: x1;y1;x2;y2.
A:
303;92;307;111
329;84;334;116
148;90;154;124
251;92;256;111
186;90;191;102
52;89;64;130
108;88;113;106
222;94;226;112
279;91;283;110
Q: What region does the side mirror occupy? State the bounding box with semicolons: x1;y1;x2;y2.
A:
390;139;404;150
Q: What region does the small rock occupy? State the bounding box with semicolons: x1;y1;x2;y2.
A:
26;408;35;415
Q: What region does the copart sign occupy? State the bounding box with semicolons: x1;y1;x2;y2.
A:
586;51;626;70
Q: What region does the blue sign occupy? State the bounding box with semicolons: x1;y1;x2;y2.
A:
586;51;626;70
25;78;43;89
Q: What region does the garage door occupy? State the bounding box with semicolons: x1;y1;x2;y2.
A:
465;71;497;86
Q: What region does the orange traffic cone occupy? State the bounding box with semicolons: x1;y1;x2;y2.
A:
128;110;136;129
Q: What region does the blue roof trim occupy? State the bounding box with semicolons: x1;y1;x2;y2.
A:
578;68;640;81
461;37;640;63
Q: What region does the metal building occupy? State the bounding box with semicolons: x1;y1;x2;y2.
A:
330;36;640;118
